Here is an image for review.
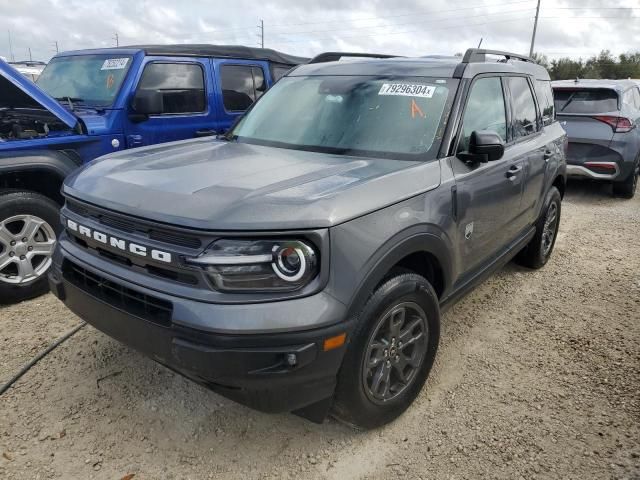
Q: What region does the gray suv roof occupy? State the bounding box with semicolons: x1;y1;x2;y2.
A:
292;50;551;80
552;78;638;92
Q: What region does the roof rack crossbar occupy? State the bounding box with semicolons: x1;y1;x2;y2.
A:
308;52;400;64
461;48;535;64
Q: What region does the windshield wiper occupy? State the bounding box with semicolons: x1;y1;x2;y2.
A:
54;96;85;110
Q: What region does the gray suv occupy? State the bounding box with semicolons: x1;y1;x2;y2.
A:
552;79;640;198
49;49;567;429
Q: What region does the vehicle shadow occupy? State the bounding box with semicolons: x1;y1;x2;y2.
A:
563;178;615;204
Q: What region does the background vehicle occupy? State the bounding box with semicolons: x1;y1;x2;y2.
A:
0;45;307;303
8;60;46;82
49;49;566;428
552;79;640;198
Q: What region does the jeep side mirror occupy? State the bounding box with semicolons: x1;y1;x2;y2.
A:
130;89;164;119
458;130;505;163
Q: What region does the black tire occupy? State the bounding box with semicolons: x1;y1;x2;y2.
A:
332;273;440;429
612;160;639;199
0;191;61;305
515;186;561;270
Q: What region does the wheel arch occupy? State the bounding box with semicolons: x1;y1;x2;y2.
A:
345;228;454;319
0;150;81;204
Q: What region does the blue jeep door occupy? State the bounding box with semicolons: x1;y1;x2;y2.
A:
212;59;270;133
124;57;218;148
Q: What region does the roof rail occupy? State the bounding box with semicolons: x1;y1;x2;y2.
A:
308;52;400;64
461;48;535;64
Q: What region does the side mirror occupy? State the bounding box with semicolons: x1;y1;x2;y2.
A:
131;89;163;117
458;130;505;163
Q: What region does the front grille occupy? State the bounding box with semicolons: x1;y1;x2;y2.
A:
63;260;173;327
66;200;202;249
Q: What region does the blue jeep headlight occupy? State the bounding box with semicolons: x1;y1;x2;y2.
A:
186;239;318;292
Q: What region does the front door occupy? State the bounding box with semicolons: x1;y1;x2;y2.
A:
451;75;526;276
124;57;218;148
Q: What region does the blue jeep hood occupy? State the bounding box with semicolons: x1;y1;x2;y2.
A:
0;59;79;129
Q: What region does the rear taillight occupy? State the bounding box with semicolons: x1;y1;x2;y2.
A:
592;115;635;133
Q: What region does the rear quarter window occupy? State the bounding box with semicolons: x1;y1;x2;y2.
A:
534;80;555;126
553;88;618;114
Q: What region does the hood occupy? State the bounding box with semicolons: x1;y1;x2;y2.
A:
63;139;441;230
0;59;79;129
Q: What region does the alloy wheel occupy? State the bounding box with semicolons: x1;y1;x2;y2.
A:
541;202;558;257
0;215;57;285
362;301;428;404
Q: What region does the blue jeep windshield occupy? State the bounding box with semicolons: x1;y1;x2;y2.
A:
37;54;132;108
232;76;457;159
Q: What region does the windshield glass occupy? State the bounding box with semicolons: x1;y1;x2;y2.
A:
231;75;458;159
37;54;132;108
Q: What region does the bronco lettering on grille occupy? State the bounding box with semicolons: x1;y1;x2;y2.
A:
66;219;172;263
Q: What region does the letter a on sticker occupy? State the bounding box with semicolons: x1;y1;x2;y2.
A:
411;99;426;119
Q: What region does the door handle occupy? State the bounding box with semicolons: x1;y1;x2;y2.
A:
543;149;554;161
195;129;217;137
506;165;522;179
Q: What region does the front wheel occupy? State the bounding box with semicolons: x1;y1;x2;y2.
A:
332;273;440;429
515;186;561;270
0;191;60;304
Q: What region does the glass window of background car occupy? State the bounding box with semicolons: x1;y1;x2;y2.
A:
508;76;538;140
271;65;291;82
553;89;618;114
138;63;205;114
221;65;265;112
535;80;555;126
459;77;507;152
36;55;132;107
633;88;640;109
231;76;456;159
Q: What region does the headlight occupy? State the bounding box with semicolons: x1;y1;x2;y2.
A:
186;239;318;292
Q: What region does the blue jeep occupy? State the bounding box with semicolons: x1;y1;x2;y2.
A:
0;45;307;303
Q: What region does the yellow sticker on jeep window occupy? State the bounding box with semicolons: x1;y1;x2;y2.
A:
379;83;435;98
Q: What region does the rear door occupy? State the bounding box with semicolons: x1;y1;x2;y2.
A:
212;59;270;133
124;57;217;148
553;87;619;168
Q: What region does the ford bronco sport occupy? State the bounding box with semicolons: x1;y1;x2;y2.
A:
49;49;567;428
0;45;306;303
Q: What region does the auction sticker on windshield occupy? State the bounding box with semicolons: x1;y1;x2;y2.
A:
379;83;436;98
101;58;129;70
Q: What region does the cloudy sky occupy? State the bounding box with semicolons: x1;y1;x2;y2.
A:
1;0;639;63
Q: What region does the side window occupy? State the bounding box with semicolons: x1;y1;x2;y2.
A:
459;77;507;152
221;65;266;112
507;77;539;140
633;88;640;109
535;80;555;126
137;63;205;114
271;65;291;82
623;89;635;107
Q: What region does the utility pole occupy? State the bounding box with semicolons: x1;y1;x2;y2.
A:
113;32;119;47
529;0;541;58
28;47;32;61
258;20;264;48
7;30;14;62
53;40;59;54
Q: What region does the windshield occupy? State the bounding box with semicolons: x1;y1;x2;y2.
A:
231;75;457;159
37;54;132;108
553;88;619;114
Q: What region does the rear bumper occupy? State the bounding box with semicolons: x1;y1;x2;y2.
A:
49;247;353;417
567;162;620;180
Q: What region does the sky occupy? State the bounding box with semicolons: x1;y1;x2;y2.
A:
1;0;639;63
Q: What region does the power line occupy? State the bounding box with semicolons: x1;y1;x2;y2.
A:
193;0;535;34
267;15;536;45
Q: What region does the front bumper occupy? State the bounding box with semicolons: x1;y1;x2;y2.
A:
49;245;353;418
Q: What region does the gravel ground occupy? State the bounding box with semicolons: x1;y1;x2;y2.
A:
1;180;639;480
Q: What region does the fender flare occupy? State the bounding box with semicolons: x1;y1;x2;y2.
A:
344;225;455;319
0;149;81;181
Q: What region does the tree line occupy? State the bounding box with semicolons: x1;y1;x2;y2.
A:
533;50;640;80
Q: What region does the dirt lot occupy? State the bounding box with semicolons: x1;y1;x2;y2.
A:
1;181;639;480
